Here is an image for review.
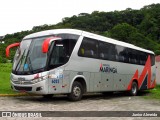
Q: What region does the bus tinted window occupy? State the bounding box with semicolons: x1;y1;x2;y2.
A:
99;42;110;60
151;54;155;66
78;37;98;58
140;53;147;65
48;39;77;70
99;41;116;61
115;45;129;62
78;37;155;66
128;50;137;64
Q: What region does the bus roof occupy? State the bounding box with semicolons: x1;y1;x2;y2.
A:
23;29;82;39
23;29;154;54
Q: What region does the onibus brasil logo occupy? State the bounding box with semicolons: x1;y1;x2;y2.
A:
99;63;117;73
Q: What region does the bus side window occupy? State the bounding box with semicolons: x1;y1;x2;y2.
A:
99;41;110;60
80;48;85;56
132;51;138;64
143;53;148;65
115;45;129;63
78;37;98;58
118;55;124;62
136;53;140;65
123;52;129;63
151;54;155;66
128;52;134;64
139;55;144;65
99;41;116;61
139;53;146;65
107;44;116;61
99;53;104;59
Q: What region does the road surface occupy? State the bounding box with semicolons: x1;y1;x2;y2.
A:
0;92;160;120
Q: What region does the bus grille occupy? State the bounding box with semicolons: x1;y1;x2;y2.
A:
13;81;34;85
14;86;32;91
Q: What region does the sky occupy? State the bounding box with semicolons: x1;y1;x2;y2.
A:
0;0;159;36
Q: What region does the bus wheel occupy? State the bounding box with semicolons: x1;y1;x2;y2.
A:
68;81;83;101
43;94;53;99
129;81;138;96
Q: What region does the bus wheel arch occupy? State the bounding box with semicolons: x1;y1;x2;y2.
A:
129;79;138;96
68;77;87;101
74;77;87;93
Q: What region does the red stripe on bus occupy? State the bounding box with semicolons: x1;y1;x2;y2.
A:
138;55;151;89
127;70;138;90
127;55;155;90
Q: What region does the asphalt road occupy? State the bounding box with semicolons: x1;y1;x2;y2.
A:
0;92;160;120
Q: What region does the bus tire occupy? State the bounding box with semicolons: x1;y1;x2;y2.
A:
68;81;83;101
129;81;138;96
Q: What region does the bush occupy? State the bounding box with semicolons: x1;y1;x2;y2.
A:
2;58;7;63
0;56;2;62
155;50;160;55
0;56;7;63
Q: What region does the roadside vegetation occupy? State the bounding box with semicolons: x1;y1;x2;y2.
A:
0;63;159;99
0;4;160;63
0;63;18;94
0;3;159;99
143;85;160;100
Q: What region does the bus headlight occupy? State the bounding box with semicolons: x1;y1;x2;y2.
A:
32;75;48;83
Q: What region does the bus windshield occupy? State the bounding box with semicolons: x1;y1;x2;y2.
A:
12;34;79;75
12;37;48;75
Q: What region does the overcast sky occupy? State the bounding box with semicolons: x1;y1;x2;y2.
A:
0;0;159;36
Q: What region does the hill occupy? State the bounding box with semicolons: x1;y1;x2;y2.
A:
0;3;160;62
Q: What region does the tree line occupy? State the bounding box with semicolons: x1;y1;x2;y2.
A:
0;3;160;62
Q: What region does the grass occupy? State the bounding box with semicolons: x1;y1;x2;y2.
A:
0;63;18;94
143;85;160;100
0;63;160;99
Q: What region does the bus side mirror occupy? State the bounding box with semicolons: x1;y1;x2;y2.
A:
6;43;20;58
42;37;61;53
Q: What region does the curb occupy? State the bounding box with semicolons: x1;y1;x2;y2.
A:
0;93;38;97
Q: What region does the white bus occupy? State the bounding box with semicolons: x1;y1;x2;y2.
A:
6;29;156;101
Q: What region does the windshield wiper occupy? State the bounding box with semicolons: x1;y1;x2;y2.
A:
15;49;26;72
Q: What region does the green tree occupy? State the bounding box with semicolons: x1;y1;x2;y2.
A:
107;23;137;43
1;3;160;59
107;23;160;53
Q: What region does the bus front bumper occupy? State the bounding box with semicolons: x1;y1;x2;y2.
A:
11;80;49;95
